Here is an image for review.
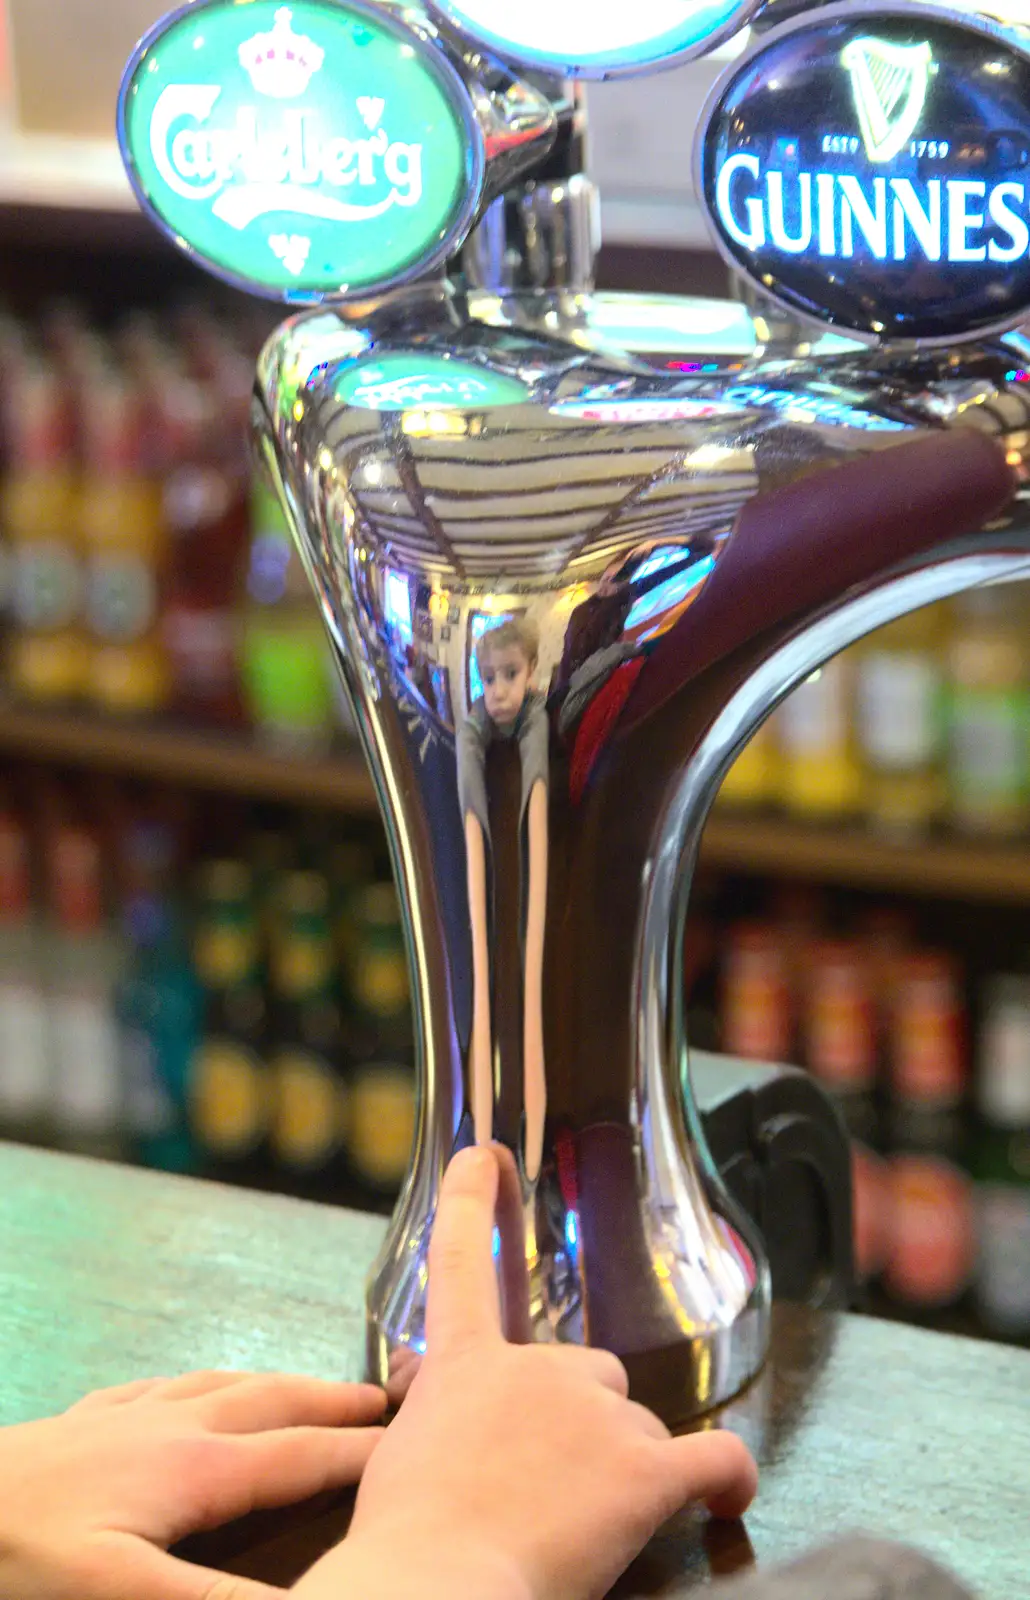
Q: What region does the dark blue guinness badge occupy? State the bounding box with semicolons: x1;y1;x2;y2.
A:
697;2;1030;345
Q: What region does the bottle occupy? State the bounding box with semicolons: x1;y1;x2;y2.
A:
946;586;1030;837
803;939;885;1286
859;904;914;1084
44;824;128;1161
971;973;1030;1341
248;824;294;952
769;883;825;1001
778;654;865;820
267;871;348;1197
79;356;170;717
882;952;974;1317
856;604;948;835
0;317;29;654
189;860;271;1183
804;939;879;1143
0;802;49;1145
889;952;967;1115
859;906;913;1025
238;478;336;750
161;374;249;727
328;835;377;980
719;921;794;1064
346;882;416;1198
2;357;85;704
119;892;202;1175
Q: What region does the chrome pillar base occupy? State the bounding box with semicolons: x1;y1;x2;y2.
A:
254;281;1030;1423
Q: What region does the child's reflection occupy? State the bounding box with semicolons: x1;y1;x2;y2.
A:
458;617;549;1183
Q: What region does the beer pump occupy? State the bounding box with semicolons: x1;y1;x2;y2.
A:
119;0;1030;1423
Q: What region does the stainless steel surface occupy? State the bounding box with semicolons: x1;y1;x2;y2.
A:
253;283;1030;1423
461;82;601;294
462;173;601;293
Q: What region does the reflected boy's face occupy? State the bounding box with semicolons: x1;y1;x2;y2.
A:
481;645;532;727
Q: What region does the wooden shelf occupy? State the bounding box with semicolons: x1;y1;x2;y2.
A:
0;700;377;813
4;702;1030;903
701;809;1030;906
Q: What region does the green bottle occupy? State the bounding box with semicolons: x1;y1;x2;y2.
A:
189;861;271;1185
120;894;202;1175
346;882;416;1199
267;871;349;1200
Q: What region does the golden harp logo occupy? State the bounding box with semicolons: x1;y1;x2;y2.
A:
841;36;933;163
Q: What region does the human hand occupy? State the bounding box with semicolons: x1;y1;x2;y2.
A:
294;1145;757;1600
0;1370;385;1600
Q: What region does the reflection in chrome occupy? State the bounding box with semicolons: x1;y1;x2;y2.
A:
255;280;1030;1423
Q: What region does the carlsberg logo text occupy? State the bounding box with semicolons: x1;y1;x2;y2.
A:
716;153;1030;264
151;85;423;229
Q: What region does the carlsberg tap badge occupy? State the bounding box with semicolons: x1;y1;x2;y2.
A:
118;0;481;300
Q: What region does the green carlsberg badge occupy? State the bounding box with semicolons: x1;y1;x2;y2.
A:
118;0;483;300
337;353;531;410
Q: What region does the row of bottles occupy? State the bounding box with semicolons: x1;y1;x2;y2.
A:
721;585;1030;839
188;849;415;1201
690;879;1030;1343
0;777;415;1208
0;301;349;750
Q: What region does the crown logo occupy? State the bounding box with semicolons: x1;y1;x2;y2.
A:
238;8;325;100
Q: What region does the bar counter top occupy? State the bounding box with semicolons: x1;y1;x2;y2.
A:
1;1141;1025;1597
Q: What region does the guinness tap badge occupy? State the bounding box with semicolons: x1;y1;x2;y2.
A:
698;2;1030;345
842;36;933;164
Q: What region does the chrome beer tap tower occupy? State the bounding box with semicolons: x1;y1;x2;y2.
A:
121;0;1030;1423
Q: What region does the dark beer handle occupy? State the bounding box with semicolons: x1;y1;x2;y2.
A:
758;1109;855;1310
623;428;1017;729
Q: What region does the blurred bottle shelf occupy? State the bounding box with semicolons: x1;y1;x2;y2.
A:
0;698;377;812
7;699;1030;902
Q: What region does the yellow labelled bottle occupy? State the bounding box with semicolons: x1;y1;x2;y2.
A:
778;653;864;820
329;837;377;985
189;861;270;1183
267;871;348;1198
856;604;948;836
3;358;85;703
247;826;294;952
347;882;416;1196
79;361;170;716
717;715;781;809
946;586;1030;837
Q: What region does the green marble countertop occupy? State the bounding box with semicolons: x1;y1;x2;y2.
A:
1;1142;1025;1598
